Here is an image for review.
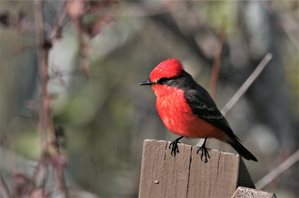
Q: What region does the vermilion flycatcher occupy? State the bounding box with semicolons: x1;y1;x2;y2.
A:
140;58;257;162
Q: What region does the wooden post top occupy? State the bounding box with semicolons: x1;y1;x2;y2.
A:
138;139;274;198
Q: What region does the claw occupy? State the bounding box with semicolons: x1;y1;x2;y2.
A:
168;136;183;157
196;138;210;163
197;146;210;163
169;140;179;156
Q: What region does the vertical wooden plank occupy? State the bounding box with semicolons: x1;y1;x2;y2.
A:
138;139;168;198
187;148;239;198
138;139;192;198
163;142;192;198
231;187;276;198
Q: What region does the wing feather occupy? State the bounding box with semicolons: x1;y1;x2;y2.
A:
185;87;237;139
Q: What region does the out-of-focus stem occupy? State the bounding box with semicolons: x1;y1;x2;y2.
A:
209;20;226;99
34;0;68;197
255;149;299;189
221;53;273;116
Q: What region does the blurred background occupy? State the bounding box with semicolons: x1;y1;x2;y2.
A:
0;0;298;197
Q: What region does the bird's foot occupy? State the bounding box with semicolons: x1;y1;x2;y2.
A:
196;138;210;163
169;136;183;157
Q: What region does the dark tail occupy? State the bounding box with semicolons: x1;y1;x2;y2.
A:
230;138;258;161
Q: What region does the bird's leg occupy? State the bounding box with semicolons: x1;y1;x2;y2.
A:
197;138;210;163
169;136;183;157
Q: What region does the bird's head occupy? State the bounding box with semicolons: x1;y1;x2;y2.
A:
139;58;183;86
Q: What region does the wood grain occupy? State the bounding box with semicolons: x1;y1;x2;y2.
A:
187;146;239;198
138;139;261;198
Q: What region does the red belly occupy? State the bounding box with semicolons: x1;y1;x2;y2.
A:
155;86;223;139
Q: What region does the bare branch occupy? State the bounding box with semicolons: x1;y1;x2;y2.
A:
34;0;69;197
209;19;226;98
255;149;299;189
35;0;49;150
50;1;68;40
221;53;273;116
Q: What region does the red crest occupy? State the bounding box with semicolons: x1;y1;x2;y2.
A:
149;58;183;82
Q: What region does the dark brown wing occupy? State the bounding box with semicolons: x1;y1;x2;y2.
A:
184;87;238;140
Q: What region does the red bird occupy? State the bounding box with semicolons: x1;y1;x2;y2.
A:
140;58;257;162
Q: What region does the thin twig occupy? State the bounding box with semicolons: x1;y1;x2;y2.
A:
67;0;90;79
50;1;68;40
209;19;226;98
255;149;299;189
221;53;273;116
34;0;51;196
35;0;49;151
34;0;69;197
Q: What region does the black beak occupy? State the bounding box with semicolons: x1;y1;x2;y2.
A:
139;80;154;86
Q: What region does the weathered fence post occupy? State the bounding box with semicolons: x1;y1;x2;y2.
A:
138;139;274;198
232;187;276;198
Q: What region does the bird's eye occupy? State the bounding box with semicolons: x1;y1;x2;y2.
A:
157;78;169;84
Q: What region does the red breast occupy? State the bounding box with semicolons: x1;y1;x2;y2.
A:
153;84;224;139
